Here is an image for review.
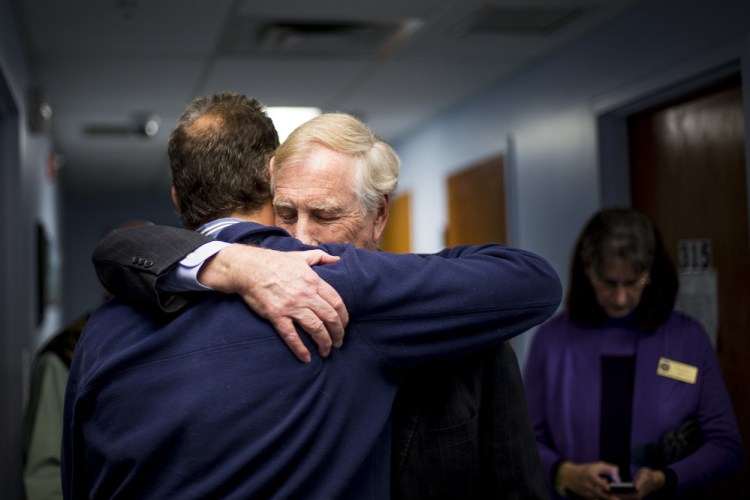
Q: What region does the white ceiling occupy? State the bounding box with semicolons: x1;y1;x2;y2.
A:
12;0;644;195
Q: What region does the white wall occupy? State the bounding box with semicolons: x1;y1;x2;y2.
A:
394;0;750;365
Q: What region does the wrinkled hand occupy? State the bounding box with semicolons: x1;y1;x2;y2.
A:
199;244;349;362
556;460;621;500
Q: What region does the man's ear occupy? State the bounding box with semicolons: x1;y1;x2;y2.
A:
268;157;275;183
371;194;390;244
171;186;181;213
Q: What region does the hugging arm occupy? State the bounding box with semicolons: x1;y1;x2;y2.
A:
92;224;211;316
327;242;563;366
92;224;348;362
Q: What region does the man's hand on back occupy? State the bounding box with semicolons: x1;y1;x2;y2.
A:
198;244;349;363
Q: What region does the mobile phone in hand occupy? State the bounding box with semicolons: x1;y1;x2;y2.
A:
609;481;635;493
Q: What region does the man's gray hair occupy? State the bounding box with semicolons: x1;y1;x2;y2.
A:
272;113;400;214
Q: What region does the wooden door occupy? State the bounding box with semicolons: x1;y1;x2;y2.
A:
379;191;411;253
446;155;507;246
629;76;750;496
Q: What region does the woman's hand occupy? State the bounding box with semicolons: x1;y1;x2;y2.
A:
556;460;621;499
620;467;664;499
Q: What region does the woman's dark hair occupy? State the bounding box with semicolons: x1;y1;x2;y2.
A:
566;207;678;329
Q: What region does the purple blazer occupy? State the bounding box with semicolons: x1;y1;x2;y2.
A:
524;311;742;496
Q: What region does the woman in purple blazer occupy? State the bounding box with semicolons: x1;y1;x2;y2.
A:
524;208;742;499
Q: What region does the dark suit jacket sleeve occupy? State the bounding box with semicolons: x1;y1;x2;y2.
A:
390;343;548;500
92;224;212;316
481;343;548;499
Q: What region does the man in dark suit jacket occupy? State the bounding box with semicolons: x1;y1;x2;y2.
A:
93;102;551;498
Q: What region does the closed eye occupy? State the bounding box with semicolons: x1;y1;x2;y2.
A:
275;207;297;223
312;209;343;222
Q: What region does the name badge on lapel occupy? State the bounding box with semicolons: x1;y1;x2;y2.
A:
657;357;698;384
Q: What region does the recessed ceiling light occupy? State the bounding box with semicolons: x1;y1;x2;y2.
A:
265;106;321;142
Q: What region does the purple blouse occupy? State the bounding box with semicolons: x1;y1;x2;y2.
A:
524;311;742;496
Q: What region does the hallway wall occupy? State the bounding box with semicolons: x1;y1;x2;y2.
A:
393;0;750;366
0;0;60;496
61;190;179;323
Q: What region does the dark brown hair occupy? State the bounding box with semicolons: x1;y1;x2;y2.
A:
566;207;678;329
169;92;279;229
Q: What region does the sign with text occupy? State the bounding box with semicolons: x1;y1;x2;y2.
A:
678;239;712;272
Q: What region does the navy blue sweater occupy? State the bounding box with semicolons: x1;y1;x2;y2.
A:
63;222;561;499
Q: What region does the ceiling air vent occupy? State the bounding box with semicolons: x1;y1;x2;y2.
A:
457;5;586;36
219;17;404;57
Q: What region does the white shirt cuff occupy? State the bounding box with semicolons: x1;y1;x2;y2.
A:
157;240;230;292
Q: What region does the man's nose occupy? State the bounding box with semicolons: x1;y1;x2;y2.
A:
293;217;319;246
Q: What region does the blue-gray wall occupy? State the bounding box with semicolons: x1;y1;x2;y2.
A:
61;190;179;322
393;0;750;365
1;0;58;496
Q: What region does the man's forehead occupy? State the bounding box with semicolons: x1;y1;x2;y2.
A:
276;146;356;177
273;156;357;207
273;194;344;212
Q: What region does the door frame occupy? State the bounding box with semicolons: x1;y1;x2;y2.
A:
597;61;748;210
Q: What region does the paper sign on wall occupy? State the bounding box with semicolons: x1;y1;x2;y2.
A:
675;239;718;348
